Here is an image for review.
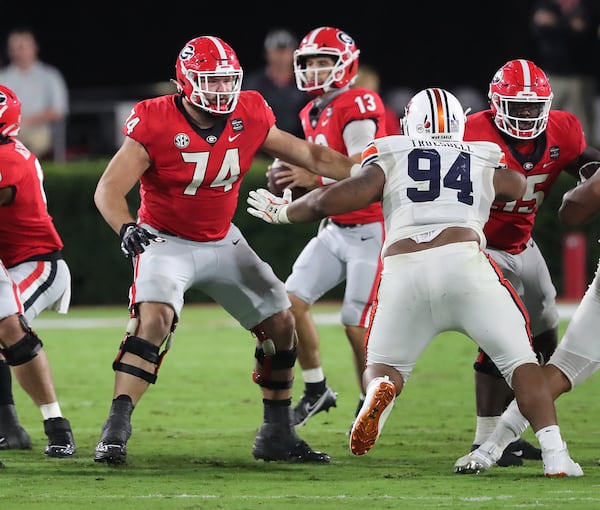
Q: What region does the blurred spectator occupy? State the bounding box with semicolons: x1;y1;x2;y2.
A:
243;28;305;140
0;27;69;160
530;0;600;144
353;63;400;135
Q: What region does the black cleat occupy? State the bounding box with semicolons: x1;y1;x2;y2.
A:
497;438;542;467
0;426;32;450
44;417;76;457
94;441;127;465
0;404;32;450
293;386;337;427
470;438;542;467
252;422;331;463
94;397;133;465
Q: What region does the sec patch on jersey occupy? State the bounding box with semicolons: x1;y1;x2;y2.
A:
267;158;308;200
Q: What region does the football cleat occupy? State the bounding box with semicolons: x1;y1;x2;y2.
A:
0;404;32;450
543;443;583;477
0;426;32;450
470;438;542;467
454;448;495;474
293;386;338;427
349;377;395;456
94;397;133;465
253;422;330;463
44;417;76;458
497;438;542;467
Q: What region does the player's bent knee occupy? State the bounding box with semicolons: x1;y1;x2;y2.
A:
112;335;161;384
1;331;43;366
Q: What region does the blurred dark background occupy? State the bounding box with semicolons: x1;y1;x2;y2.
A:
2;2;538;91
1;2;543;158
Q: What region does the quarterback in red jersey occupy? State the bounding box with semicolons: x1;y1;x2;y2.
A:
0;84;75;458
459;59;600;467
267;26;387;428
92;35;355;465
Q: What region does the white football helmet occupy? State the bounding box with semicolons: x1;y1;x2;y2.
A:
402;88;466;141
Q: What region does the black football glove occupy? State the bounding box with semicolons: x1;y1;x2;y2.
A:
119;223;161;257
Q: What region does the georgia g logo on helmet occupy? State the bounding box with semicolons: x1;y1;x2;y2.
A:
180;45;195;61
337;31;354;47
0;90;8;112
491;69;503;86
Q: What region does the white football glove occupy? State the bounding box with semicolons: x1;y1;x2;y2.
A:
578;161;600;184
247;188;292;224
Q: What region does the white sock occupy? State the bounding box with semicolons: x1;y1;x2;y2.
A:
499;399;529;437
473;416;500;445
40;402;62;420
478;401;529;461
302;367;325;383
535;425;564;452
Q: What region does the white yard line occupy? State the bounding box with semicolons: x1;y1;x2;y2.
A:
29;304;579;330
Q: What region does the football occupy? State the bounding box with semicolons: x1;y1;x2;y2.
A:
266;158;308;200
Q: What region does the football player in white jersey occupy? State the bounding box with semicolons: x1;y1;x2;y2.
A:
454;160;600;473
248;88;582;476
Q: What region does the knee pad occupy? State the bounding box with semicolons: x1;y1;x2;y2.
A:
250;323;276;355
253;347;296;389
473;348;503;378
1;330;43;366
113;335;162;384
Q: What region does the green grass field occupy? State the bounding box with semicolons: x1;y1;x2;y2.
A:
1;303;599;509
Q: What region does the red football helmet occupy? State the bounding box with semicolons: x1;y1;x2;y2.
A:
488;59;553;140
293;26;360;96
174;36;243;115
0;84;21;137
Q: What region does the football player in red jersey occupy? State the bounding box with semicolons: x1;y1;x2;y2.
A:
459;59;600;466
92;35;356;465
266;27;388;428
0;84;75;458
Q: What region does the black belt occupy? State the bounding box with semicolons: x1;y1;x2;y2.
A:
330;219;360;229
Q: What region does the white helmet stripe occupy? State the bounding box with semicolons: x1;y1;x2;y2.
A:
305;27;325;45
517;59;532;92
205;36;228;59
